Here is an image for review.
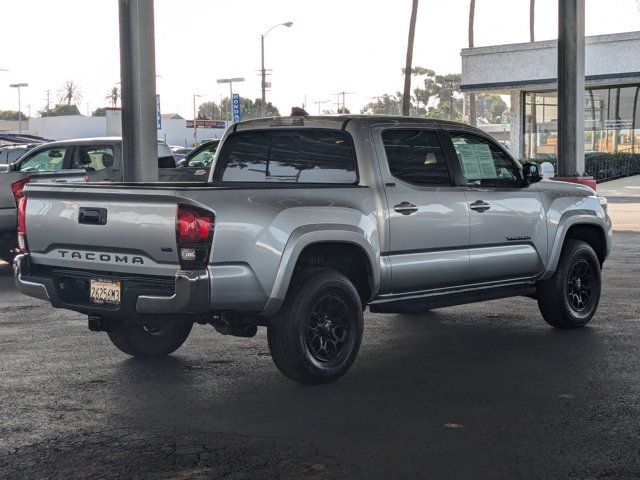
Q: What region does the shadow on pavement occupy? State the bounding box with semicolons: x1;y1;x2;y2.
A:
98;309;609;478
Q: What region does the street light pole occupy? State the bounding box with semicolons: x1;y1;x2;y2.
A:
192;93;204;147
260;21;293;117
9;83;28;134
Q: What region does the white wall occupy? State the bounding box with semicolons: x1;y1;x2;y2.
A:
0;119;24;133
28;115;106;140
21;112;227;146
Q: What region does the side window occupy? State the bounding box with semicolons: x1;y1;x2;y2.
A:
19;147;67;172
214;130;358;184
450;132;520;187
381;129;451;185
73;145;115;171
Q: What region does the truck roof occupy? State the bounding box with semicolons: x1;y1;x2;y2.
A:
234;115;489;135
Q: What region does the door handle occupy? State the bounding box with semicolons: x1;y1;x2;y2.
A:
470;200;491;213
394;202;418;215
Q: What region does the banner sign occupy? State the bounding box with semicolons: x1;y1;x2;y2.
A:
232;93;242;123
186;120;227;129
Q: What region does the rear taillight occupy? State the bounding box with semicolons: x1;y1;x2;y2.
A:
11;178;29;207
176;203;214;269
17;196;28;252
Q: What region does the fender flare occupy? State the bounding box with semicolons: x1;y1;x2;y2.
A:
260;224;380;316
541;212;609;280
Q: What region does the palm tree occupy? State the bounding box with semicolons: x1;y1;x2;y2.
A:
402;0;419;116
530;0;535;42
57;80;82;106
468;0;477;125
105;86;121;107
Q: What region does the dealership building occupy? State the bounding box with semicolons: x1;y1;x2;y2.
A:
461;31;640;162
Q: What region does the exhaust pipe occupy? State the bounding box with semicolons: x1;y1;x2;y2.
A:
210;315;257;338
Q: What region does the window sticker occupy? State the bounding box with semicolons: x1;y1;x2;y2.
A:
456;143;497;180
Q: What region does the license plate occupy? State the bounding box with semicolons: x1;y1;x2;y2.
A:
90;279;121;305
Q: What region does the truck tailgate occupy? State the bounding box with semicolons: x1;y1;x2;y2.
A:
24;185;183;277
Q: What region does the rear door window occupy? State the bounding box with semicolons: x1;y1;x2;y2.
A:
214;130;357;184
72;145;115;171
382;129;451;185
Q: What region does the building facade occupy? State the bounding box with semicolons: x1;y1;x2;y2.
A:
461;31;640;162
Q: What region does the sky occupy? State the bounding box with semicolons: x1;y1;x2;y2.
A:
1;0;639;118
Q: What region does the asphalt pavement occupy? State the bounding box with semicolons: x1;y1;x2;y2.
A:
1;231;640;479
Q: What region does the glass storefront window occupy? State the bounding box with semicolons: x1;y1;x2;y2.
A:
524;85;640;159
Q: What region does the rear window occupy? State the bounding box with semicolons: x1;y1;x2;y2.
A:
213;130;358;184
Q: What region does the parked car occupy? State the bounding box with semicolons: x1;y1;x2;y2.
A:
14;116;611;384
0;144;38;164
176;139;219;169
0;137;208;261
169;146;193;164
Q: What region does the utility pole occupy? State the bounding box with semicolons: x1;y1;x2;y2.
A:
45;89;51;111
313;99;330;115
333;91;355;113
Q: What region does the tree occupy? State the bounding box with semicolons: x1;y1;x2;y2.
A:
218;97;279;120
468;0;477;125
337;107;350;114
475;94;508;123
197;101;221;120
360;94;402;115
105;86;120;107
92;107;107;117
40;104;81;117
57;80;82;106
402;0;419;116
0;110;28;121
408;67;436;113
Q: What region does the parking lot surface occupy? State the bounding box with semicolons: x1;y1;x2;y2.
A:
1;232;639;479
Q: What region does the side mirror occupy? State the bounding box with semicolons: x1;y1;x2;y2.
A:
522;162;543;185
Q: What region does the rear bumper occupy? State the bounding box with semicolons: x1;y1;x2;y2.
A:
13;254;210;316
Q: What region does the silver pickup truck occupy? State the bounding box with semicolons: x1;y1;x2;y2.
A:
14;115;612;384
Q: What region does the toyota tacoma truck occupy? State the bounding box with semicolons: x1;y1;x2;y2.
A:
13;115;612;384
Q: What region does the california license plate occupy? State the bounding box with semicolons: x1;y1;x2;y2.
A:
90;279;121;305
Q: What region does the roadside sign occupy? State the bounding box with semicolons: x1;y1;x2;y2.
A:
156;94;162;130
232;93;241;123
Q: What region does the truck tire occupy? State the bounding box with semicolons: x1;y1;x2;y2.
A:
107;321;193;357
268;269;364;384
536;239;601;329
